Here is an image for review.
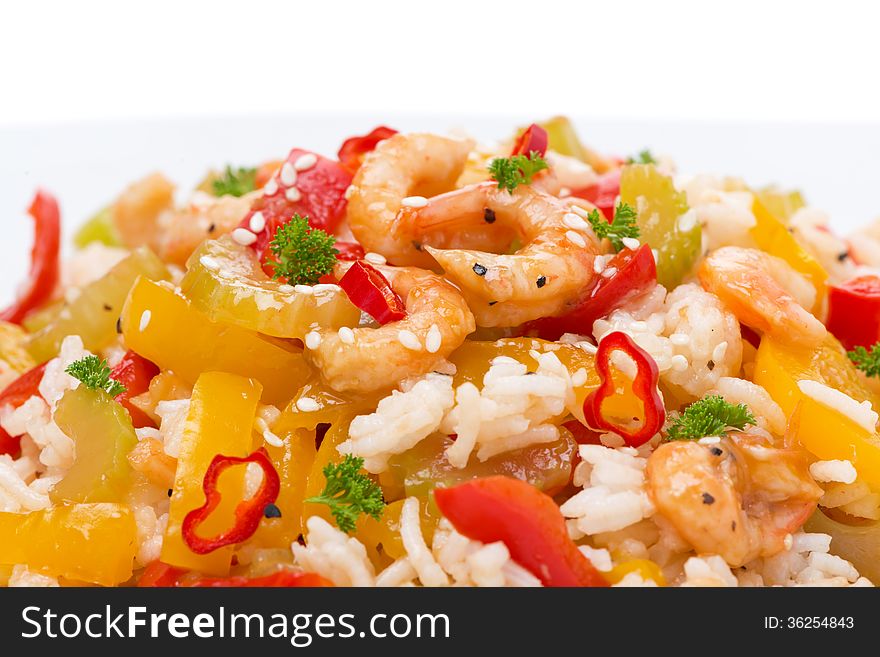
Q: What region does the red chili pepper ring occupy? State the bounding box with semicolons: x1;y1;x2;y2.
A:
338;260;407;325
582;331;666;447
182;447;280;555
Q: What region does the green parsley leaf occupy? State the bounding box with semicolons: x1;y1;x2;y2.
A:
267;214;338;285
626;149;657;165
666;395;756;441
305;455;385;533
488;151;549;193
65;355;127;396
848;343;880;378
586;202;641;252
211;165;257;198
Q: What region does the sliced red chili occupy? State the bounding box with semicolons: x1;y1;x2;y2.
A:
0;363;47;457
333;240;366;262
511;124;549;158
182;448;280;555
1;190;61;325
562;419;602;445
570;169;621;222
338;260;407;325
338;126;398;174
110;350;160;429
524;245;657;340
583;331;665;447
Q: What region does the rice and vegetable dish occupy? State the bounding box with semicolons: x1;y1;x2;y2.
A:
3;118;880;587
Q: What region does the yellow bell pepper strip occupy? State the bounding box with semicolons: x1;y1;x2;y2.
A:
50;387;138;504
605;558;666;586
754;185;806;223
805;510;880;584
180;236;361;339
162;372;262;575
275;377;383;434
28;246;169;363
0;321;36;374
73;206;122;248
248;428;317;550
182;448;280;554
121;277;310;407
749;198;827;314
0;503;136;586
619;163;700;289
755;333;880;487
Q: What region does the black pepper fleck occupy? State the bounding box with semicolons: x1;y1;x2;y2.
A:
536;276;547;288
473;263;488;276
116;317;122;334
525;371;536;376
702;492;715;505
707;359;715;371
731;521;737;531
412;240;423;252
710;446;723;456
103;303;113;312
207;222;216;234
837;251;849;262
263;503;282;519
167;489;173;497
483;208;496;224
488;301;498;306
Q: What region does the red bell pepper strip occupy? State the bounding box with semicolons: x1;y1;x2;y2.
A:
137;561;332;587
525;245;657;341
136;561;186;587
511;124;549;158
338;126;398;174
434;476;608;587
182;448;280;555
570;169;620;222
583;331;665;447
338;260;407;325
1;190;61;325
0;363;47;457
826;275;880;351
110;350;160;429
333;240;366;262
238;148;353;261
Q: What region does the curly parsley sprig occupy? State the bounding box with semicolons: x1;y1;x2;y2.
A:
666;395;756;441
65;355;126;396
267;214;338;285
848;343;880;378
305;455;385;533
211;165;257;198
488;151;549;193
586;202;641;252
626;149;657;165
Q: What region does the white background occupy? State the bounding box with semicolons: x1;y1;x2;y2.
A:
2;0;879;302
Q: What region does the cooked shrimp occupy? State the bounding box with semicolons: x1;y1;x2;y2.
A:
112;172;175;251
303;262;475;394
346;133;475;267
647;431;822;566
698;246;826;346
157;191;257;266
405;182;599;327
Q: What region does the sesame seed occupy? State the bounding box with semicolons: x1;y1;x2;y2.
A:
571;367;588;387
280;162;297;186
262;430;283;448
232;228;258;246
285;187;302;202
670;333;690;346
401;195;428;208
699;436;722;445
364;252;387;265
569;204;590;218
294;153;318;171
249;211;266;233
473;263;487;276
296;397;321;412
344;185;356;199
338;327;355;344
670;354;689;371
263;178;279;196
425;324;442;353
397;329;422;350
278;284;295;293
563;212;589;231
304;331;322;349
559;187;572;197
592;255;607;274
621;237;640;250
601;267;617;278
536;276;547;288
139;310;151;332
200;255;220;271
565;230;587;247
712;341;728;363
294;284;314;295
